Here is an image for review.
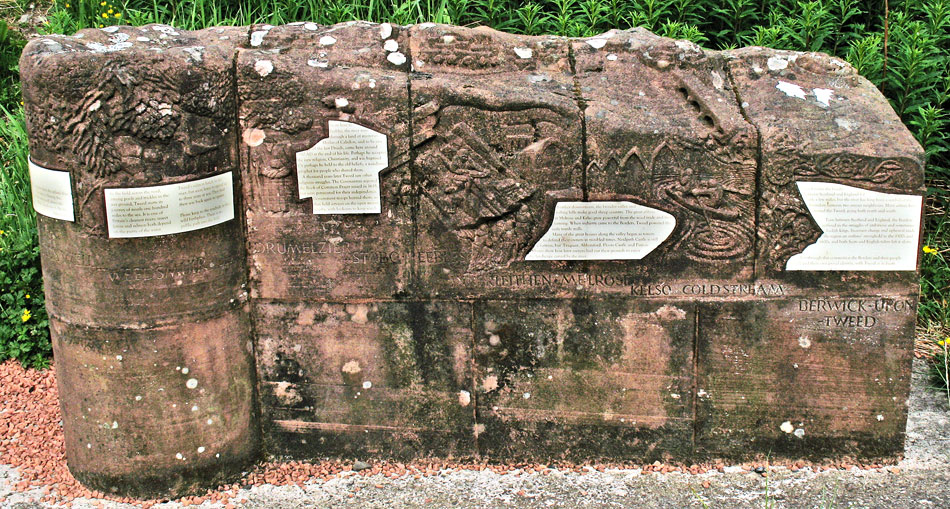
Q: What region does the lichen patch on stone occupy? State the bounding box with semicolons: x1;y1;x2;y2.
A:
776;81;807;99
387;52;406;66
813;88;834;107
243;128;266;147
254;59;273;77
514;47;533;59
249;30;268;47
767;56;788;71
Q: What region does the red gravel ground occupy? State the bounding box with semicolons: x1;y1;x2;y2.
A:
0;359;902;507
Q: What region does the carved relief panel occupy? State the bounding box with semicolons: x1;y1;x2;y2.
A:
574;30;758;283
408;25;584;298
238;23;413;300
726;48;925;286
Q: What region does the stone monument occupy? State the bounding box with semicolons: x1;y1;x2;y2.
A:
20;21;924;498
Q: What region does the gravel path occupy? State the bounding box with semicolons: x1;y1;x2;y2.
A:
1;358;947;508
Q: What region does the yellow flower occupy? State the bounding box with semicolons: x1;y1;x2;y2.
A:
66;3;70;7
21;309;31;323
115;13;122;18
102;13;108;18
939;338;949;347
0;229;5;235
108;8;113;13
25;294;30;299
101;1;107;5
923;245;937;254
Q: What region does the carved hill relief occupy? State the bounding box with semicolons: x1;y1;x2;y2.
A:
414;107;580;273
409;24;583;292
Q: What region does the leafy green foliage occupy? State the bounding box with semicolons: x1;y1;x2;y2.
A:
0;20;26;112
0;108;49;369
0;243;50;370
0;0;948;372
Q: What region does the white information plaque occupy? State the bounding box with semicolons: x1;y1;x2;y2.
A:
29;159;74;222
295;120;389;214
786;181;921;271
104;172;234;238
526;201;676;261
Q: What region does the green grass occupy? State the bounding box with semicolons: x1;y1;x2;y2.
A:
0;0;948;373
933;341;950;407
0;105;49;368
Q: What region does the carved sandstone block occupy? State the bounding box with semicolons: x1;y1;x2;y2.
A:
473;299;694;461
725;48;925;287
409;25;585;299
20;22;925;496
695;299;914;460
239;22;412;300
574;30;758;285
50;309;257;496
20;25;257;497
21;25;246;328
255;301;475;458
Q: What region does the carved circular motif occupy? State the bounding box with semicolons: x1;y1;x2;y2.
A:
682;219;753;262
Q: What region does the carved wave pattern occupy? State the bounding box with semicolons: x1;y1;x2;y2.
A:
646;142;755;265
677;218;754;262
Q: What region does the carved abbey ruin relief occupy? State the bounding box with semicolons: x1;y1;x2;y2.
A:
20;21;923;498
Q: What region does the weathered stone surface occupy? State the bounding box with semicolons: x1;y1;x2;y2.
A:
22;26;247;327
21;25;242;231
21;26;247;328
20;21;925;497
37;218;245;328
574;30;758;284
409;24;585;299
239;22;412;300
725;47;925;285
255;301;474;458
21;25;257;498
50;309;258;497
695;299;914;460
473;299;694;461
